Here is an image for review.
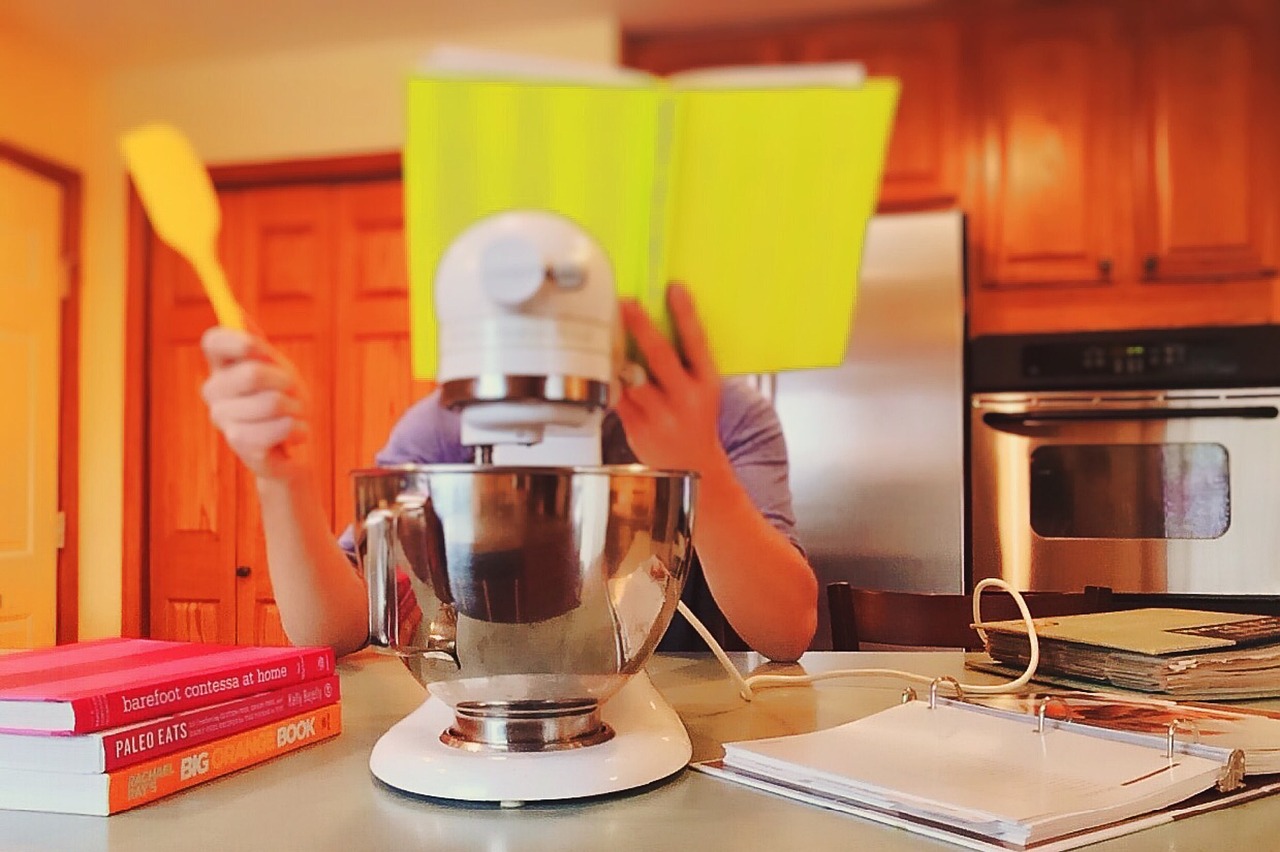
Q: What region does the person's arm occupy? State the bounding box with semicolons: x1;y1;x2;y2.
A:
615;286;819;662
201;328;367;656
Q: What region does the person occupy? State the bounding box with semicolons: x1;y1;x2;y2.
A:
200;284;818;662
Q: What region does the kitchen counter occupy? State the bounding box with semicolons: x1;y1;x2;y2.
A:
5;651;1280;851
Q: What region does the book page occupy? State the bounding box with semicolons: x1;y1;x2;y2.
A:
669;62;865;88
420;45;654;87
723;700;1227;844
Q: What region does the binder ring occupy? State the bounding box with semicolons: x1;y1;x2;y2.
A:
1035;697;1072;733
1165;718;1201;759
928;677;963;709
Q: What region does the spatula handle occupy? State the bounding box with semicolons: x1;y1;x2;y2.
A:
194;253;246;330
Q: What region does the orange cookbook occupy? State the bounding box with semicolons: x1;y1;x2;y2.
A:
0;703;341;815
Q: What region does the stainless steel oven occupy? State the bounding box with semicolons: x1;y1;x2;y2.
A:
968;327;1280;595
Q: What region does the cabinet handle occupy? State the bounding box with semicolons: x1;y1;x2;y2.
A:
236;565;252;578
1098;258;1113;278
1143;255;1159;277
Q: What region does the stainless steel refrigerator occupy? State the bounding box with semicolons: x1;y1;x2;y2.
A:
771;209;967;648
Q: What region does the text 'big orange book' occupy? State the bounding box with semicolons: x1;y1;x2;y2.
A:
0;703;342;815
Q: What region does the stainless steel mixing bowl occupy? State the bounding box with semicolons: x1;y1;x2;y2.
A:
352;464;696;750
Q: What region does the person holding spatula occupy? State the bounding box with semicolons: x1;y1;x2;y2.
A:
200;284;817;662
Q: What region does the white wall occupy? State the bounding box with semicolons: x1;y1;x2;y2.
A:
0;20;113;642
78;15;618;638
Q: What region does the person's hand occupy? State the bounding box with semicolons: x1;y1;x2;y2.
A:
200;327;311;482
615;284;725;475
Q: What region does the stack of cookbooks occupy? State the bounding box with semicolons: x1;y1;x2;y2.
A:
969;608;1280;699
0;638;341;815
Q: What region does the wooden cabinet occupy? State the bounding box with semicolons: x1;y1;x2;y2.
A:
1132;0;1278;285
973;4;1125;289
794;16;962;211
622;28;787;75
623;0;1280;336
623;18;960;213
147;179;422;646
972;0;1279;334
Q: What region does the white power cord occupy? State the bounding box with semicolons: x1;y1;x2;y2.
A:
677;577;1041;701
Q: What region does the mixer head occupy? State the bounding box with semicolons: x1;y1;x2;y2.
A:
434;211;617;461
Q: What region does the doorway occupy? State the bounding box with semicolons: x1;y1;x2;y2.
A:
0;143;81;648
131;153;436;644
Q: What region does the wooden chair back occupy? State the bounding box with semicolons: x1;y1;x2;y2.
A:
827;583;1114;651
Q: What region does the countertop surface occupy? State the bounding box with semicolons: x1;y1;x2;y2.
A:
4;650;1280;851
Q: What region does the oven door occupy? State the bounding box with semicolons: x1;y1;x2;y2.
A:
969;390;1280;594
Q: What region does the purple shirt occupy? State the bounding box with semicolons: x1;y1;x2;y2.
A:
339;378;801;651
364;377;799;547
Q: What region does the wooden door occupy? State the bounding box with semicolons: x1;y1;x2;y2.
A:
148;177;430;645
147;199;241;644
974;4;1126;289
0;160;63;649
795;16;962;211
1132;0;1279;285
332;181;433;531
230;186;338;646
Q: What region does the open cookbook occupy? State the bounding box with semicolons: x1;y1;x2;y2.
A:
404;46;899;378
693;692;1280;851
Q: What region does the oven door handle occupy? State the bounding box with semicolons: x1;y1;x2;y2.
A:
982;406;1280;429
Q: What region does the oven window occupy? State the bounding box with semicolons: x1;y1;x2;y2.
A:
1030;444;1229;539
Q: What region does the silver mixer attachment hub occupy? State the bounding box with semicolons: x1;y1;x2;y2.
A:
441;699;615;753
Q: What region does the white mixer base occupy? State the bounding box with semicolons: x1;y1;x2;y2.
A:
369;671;691;803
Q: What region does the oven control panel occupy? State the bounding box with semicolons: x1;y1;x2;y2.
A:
1024;340;1232;380
970;326;1280;392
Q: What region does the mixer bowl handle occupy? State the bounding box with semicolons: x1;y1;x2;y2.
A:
363;495;460;667
364;507;398;648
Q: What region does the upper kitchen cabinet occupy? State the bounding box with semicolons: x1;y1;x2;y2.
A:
623;16;961;213
622;27;789;76
973;4;1125;290
622;0;1280;335
1131;0;1279;286
793;16;962;211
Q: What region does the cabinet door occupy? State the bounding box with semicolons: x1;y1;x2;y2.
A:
796;16;961;211
332;181;434;534
622;28;788;75
146;179;418;646
231;185;337;646
147;202;240;644
976;5;1124;289
1133;0;1279;284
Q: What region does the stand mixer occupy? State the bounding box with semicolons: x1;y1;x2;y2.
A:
353;211;699;802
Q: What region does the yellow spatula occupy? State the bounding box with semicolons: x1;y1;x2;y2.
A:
121;123;245;330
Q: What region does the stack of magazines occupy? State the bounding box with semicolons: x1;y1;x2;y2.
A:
970;608;1280;699
0;638;341;815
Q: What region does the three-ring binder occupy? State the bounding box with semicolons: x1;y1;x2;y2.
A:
908;690;1249;793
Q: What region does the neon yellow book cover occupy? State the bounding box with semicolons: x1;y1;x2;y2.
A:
404;64;899;378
